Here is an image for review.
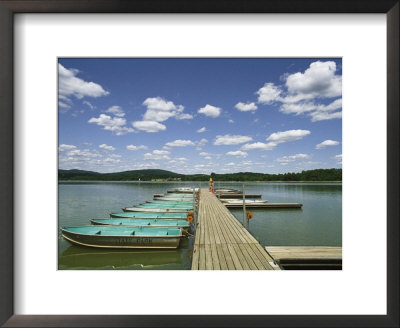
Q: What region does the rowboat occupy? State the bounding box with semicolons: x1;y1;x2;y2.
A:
167;187;199;193
135;203;193;208
220;199;268;204
90;218;190;231
145;200;194;205
123;207;193;213
214;188;240;193
158;194;194;198
154;197;195;201
110;212;188;219
61;226;183;249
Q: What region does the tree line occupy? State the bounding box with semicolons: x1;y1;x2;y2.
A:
59;168;342;182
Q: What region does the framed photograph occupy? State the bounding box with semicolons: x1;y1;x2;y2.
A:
1;0;398;327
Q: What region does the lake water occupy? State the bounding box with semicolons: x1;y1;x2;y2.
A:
58;181;342;270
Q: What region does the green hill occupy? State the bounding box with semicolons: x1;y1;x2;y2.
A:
59;168;342;182
59;169;184;181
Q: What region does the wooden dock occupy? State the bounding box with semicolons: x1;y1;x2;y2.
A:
191;189;279;270
224;202;302;209
265;246;342;270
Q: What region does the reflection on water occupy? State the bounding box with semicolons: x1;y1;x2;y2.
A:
59;181;341;270
58;233;193;270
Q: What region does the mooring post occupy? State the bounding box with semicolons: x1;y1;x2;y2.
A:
192;186;196;221
242;183;248;229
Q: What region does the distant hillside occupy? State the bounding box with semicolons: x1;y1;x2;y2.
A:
59;169;184;181
59;168;342;182
58;169;101;180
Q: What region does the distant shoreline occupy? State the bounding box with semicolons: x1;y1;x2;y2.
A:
58;168;342;183
59;180;342;183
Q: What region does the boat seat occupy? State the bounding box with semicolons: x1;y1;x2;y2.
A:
95;231;101;235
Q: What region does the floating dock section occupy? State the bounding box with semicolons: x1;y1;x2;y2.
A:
191;189;279;270
217;193;262;199
265;246;342;270
224;202;302;209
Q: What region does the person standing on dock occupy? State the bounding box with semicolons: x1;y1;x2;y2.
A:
209;177;214;192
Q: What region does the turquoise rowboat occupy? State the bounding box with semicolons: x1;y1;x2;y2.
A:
90;218;190;230
123;206;193;213
159;194;194;198
167;187;199;193
146;200;194;204
135;203;193;208
110;212;188;219
154;197;195;202
61;226;183;249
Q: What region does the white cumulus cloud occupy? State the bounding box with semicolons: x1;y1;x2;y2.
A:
176;113;193;120
106;105;125;117
197;127;206;133
214;134;253;146
256;61;342;122
267;129;310;144
241;142;276;151
310;110;342;122
285;61;342;99
144;149;171;160
165;139;195;147
257;83;282;104
132;120;166;133
88;114;134;135
316;140;340;149
59;144;77;152
333;154;342;164
198;104;221;118
197;138;208;146
126;145;148;151
235;102;258;112
99;144;115;151
58;64;109;109
226;150;248;158
142;97;186;122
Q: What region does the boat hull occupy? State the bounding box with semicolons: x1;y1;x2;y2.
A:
110;212;187;219
90;218;190;231
61;229;182;249
123;207;193;213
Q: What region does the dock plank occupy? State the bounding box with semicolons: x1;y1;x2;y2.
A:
192;189;277;270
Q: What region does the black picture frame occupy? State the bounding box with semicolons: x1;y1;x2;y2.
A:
0;0;398;327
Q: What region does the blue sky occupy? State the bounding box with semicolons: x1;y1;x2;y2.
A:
58;58;342;174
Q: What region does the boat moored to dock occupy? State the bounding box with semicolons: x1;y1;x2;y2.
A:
110;212;188;219
123;206;193;213
167;187;199;193
61;226;183;249
90;218;191;231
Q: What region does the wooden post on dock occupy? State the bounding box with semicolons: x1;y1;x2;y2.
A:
192;186;196;225
242;183;248;229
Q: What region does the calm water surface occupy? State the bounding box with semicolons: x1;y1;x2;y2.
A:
58;181;341;270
